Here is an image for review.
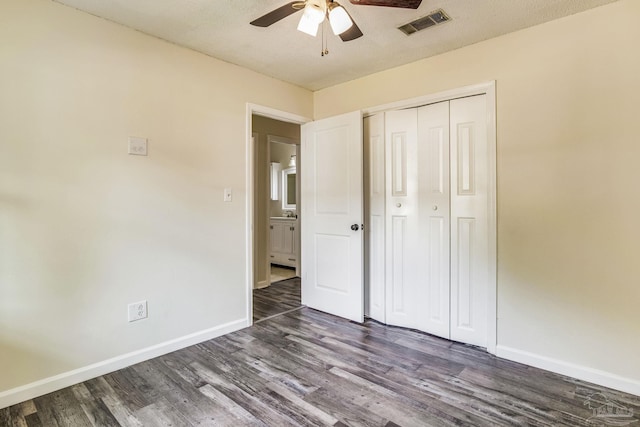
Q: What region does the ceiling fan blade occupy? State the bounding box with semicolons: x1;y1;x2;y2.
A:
339;7;363;41
250;2;302;27
348;0;422;9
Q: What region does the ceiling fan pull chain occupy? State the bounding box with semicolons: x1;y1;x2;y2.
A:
321;19;329;56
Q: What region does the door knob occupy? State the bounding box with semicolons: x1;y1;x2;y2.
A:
351;224;360;231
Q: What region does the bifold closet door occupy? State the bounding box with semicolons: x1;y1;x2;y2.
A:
416;101;451;338
384;108;420;329
449;95;489;347
379;101;451;336
366;95;489;347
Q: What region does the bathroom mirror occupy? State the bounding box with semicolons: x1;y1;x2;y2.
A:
282;167;296;209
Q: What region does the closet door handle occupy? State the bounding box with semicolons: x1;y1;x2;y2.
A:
350;224;360;231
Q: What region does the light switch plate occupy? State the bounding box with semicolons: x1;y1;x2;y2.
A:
224;188;232;202
128;137;148;156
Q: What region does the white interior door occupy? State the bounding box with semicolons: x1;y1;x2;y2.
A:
301;111;364;322
450;95;489;347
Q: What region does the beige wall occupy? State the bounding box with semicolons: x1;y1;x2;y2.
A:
251;116;300;287
0;0;312;398
315;0;640;385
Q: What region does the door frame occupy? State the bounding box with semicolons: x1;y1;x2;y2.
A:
245;103;311;326
363;81;498;354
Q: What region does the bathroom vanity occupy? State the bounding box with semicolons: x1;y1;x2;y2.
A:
269;217;298;268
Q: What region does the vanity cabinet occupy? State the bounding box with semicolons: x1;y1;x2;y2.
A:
270;218;298;267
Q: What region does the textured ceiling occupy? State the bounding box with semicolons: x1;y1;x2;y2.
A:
53;0;618;91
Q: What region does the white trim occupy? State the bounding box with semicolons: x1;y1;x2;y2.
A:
255;280;269;289
246;103;311;328
248;103;310;126
362;81;496;117
496;345;640;397
484;82;498;355
295;144;301;277
0;318;248;410
245;107;254;324
268;135;299;146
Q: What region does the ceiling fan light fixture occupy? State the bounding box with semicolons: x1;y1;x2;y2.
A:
328;3;353;35
297;12;320;36
303;0;326;24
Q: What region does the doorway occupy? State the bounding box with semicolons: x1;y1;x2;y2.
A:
249;110;307;323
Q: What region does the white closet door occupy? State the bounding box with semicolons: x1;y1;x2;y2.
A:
384;109;420;329
417;101;451;338
364;113;386;323
301;111;364;323
366;95;491;348
450;95;489;347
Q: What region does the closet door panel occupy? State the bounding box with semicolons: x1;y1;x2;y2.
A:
417;101;451;338
450;95;488;347
385;109;419;329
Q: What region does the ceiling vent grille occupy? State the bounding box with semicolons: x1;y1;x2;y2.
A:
398;9;450;35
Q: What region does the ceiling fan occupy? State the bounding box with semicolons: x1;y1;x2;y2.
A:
250;0;423;42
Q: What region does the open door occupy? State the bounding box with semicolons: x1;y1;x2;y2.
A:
301;111;364;322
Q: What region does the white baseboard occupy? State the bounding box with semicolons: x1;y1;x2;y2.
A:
255;280;269;289
496;345;640;396
0;318;249;410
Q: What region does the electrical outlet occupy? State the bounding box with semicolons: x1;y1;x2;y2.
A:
128;300;148;322
128;137;148;156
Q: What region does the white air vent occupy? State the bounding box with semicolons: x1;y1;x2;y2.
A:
398;9;450;35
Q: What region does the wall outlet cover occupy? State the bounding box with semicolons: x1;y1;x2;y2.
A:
128;137;148;156
128;300;148;322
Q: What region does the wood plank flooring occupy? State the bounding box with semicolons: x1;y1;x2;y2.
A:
2;307;639;426
253;277;301;322
270;266;297;284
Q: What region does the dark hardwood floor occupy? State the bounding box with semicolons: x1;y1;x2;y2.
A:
2;307;639;426
253;277;302;322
